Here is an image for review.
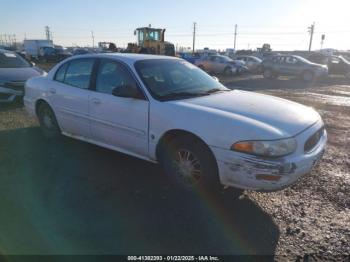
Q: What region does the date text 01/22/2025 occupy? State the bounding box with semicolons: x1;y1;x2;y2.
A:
127;256;220;261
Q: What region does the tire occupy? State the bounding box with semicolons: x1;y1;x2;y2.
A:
159;136;221;193
37;102;61;139
224;67;233;76
302;70;314;82
263;68;273;79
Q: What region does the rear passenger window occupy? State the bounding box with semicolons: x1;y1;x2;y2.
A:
64;59;95;89
55;63;68;82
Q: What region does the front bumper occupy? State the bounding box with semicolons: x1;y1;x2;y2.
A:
211;120;327;191
0;86;23;103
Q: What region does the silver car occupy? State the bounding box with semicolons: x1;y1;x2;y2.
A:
235;55;262;73
196;55;241;75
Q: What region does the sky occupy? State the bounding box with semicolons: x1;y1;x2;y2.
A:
1;0;350;51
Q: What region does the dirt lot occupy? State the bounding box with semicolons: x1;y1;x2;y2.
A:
0;70;349;259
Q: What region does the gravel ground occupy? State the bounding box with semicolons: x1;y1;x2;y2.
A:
0;72;349;259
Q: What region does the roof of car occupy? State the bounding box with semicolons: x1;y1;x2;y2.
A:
71;53;180;63
0;48;15;54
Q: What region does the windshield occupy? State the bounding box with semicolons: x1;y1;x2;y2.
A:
135;59;229;101
339;56;350;64
0;52;31;68
220;56;233;62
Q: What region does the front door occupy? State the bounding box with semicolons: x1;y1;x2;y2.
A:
89;59;149;157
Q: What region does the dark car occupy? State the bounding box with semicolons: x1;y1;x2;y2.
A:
262;54;328;81
327;56;350;77
38;46;71;63
0;49;45;103
307;54;350;77
72;48;93;56
178;52;201;64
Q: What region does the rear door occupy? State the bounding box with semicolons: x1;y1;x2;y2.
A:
89;59;149;157
279;56;298;75
48;58;95;138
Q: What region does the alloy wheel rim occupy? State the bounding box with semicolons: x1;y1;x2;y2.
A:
173;149;202;185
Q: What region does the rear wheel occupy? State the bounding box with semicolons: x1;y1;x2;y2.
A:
159;136;221;193
37;102;61;139
302;70;314;82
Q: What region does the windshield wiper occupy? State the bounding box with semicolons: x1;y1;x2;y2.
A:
203;88;231;94
160;92;209;101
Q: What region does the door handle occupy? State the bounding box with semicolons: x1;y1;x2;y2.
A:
91;98;101;105
49;88;56;94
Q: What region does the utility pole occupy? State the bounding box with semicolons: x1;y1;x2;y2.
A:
234;24;237;50
308;22;315;52
192;22;196;53
45;26;51;40
91;30;95;48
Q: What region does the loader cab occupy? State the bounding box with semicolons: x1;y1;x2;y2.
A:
135;27;164;46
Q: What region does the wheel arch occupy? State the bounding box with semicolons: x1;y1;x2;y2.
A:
35;98;52;117
155;129;217;167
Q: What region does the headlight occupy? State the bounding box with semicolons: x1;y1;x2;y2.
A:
231;138;297;157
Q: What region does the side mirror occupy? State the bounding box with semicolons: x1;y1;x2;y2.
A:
112;84;144;100
30;61;36;67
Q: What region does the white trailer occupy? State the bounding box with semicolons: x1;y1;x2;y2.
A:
23;40;54;59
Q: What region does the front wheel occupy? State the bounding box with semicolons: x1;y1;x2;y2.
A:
224;67;234;76
345;71;350;79
37;102;61;139
159;136;221;193
263;68;274;79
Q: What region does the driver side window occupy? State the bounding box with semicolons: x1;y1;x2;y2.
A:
95;60;137;95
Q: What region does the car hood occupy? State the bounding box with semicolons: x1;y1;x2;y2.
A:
0;67;42;83
173;90;320;138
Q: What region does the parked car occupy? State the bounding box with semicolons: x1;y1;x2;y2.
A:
0;49;46;103
38;46;71;63
177;52;201;65
72;48;94;56
326;56;350;77
24;54;327;193
262;55;328;81
307;54;350;77
235;55;262;73
196;55;247;75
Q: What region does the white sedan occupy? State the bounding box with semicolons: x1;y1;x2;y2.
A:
24;54;327;192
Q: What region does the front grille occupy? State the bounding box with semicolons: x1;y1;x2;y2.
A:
3;81;25;91
304;127;324;152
